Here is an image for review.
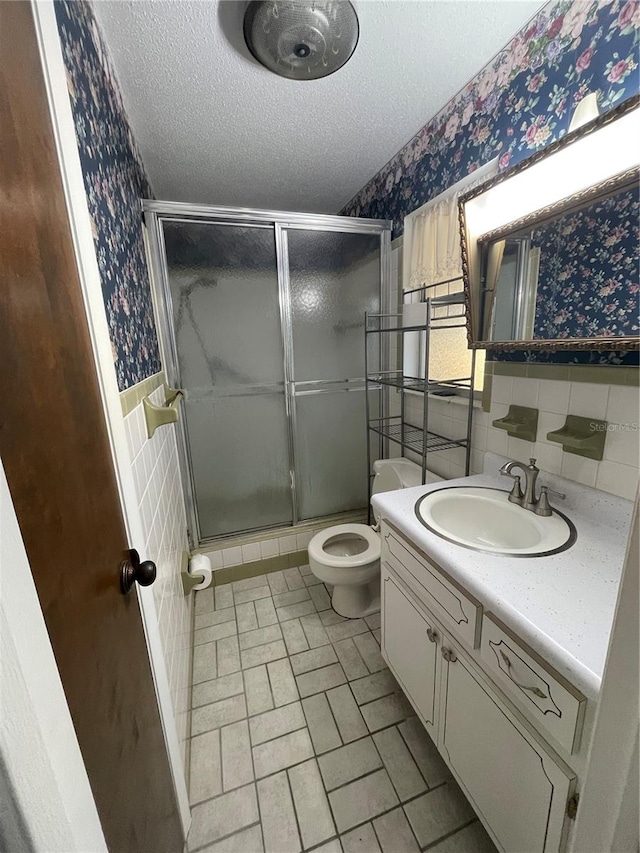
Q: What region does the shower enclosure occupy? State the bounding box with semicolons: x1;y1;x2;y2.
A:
144;202;391;545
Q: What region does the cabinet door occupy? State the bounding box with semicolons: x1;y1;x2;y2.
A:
440;645;575;853
381;565;440;735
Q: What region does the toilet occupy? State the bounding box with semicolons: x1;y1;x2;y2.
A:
308;459;443;618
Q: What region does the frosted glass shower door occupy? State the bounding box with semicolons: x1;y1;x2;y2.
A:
163;222;292;540
282;228;382;520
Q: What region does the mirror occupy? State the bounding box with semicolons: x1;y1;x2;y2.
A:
459;96;640;351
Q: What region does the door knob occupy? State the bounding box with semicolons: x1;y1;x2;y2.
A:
120;549;157;594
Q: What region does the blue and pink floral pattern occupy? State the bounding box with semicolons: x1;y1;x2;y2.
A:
532;185;639;339
55;1;161;390
341;0;639;365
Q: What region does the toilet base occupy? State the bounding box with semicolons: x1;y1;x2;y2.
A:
331;579;380;619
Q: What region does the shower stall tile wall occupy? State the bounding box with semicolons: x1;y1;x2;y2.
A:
124;383;192;769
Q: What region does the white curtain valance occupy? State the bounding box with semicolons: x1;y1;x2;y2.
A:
403;159;498;292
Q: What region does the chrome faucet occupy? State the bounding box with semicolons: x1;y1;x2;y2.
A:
499;458;565;516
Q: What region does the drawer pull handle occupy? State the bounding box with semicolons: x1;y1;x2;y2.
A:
441;646;457;663
500;650;547;699
426;627;438;644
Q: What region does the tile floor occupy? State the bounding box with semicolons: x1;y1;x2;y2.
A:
189;566;498;853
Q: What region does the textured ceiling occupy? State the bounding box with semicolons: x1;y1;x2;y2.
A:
93;0;543;214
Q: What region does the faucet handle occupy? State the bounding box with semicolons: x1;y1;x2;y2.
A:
541;485;566;500
536;485;566;517
505;474;524;504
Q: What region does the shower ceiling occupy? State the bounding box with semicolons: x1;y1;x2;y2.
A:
93;0;542;213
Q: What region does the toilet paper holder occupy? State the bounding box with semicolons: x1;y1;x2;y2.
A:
181;551;212;595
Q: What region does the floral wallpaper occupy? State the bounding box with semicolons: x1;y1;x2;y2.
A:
340;0;639;365
532;185;639;339
341;0;639;234
55;1;161;390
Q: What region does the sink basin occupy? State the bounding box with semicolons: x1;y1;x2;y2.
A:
415;486;576;556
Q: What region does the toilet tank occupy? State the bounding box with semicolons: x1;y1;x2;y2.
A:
371;458;442;496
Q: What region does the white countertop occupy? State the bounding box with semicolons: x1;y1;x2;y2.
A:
372;453;634;701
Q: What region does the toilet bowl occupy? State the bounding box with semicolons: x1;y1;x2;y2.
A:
308;459;443;618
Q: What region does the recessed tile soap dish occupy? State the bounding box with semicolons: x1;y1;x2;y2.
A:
492;405;539;442
546;414;607;460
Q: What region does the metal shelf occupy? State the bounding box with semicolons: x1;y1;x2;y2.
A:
364;291;475;521
367;373;473;393
369;418;467;454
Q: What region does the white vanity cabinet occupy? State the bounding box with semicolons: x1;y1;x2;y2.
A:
380;521;579;853
381;567;440;738
439;638;575;853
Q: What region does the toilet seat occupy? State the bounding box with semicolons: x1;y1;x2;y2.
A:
308;523;380;569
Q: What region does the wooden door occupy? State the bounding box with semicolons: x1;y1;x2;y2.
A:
0;4;183;851
439;643;575;853
381;566;440;736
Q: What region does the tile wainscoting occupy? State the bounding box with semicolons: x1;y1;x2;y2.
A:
123;380;192;770
403;377;639;501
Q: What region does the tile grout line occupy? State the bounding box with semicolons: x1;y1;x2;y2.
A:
420;817;479;851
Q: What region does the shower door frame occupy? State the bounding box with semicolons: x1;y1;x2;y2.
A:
143;200;391;547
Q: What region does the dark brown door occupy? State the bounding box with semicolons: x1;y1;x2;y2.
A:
0;4;183;851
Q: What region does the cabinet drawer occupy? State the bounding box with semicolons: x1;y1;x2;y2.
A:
480;613;586;755
381;522;481;648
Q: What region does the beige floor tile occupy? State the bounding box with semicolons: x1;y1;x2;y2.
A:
195;620;238;646
244;665;274;717
428;821;498;853
277;599;317;622
267;657;299;706
252;728;314;779
340;823;381;853
273;588;311;608
318;737;382;791
353;632;386;673
326;685;367;743
257;772;301;853
221;720;254;791
296;663;347;698
333;638;368;681
249;701;306;746
373;726;427;801
299;613;331;648
290;644;338;675
329;769;399;833
192;693;247;736
234;585;272;605
255;597;278;627
289;759;336;849
373;808;420;853
189;784;258;851
361;692;413;733
236;602;259;633
190;730;222;805
302;693;342;754
240;639;288;670
214;585;234;611
193;641;217;685
281;618;310;655
404;781;476;848
239;624;283;650
199;824;263;853
193;672;244;709
398;717;451;788
217;635;241;676
195;607;236;631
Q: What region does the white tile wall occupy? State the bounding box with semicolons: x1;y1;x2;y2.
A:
400;374;639;501
485;375;639;500
124;385;192;769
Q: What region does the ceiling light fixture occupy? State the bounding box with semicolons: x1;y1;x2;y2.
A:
243;1;359;81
